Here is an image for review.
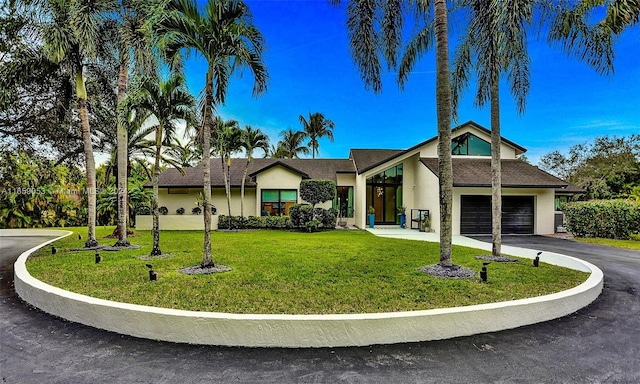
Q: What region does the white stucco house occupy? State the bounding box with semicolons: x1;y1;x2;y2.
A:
137;121;581;234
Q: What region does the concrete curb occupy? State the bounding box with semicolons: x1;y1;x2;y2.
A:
11;229;603;348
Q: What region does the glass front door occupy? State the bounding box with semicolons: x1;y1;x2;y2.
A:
366;164;403;225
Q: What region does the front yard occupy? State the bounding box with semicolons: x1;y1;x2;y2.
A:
26;227;588;314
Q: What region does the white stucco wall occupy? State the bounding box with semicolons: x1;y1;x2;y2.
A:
413;161;440;232
156;187;257;217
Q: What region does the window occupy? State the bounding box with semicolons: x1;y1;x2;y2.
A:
261;189;297;216
333;186;354;218
451;132;491;156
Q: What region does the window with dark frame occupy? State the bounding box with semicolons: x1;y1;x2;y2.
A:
261;189;297;216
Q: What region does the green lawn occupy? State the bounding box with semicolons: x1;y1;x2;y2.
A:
571;236;640;251
26;227;588;314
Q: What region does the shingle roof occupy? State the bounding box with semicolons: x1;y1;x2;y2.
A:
419;158;569;188
350;121;527;174
555;183;586;194
350;149;403;173
154;158;356;187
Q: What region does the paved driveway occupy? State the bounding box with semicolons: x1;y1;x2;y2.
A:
1;235;639;383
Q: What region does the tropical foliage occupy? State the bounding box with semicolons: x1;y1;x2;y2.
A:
539;134;640;200
0;152;86;228
299;112;335;159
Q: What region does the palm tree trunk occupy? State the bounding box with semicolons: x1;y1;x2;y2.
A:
226;160;232;217
76;70;98;249
241;159;249;217
114;59;130;246
434;0;453;267
151;137;162;256
201;69;214;268
491;71;502;257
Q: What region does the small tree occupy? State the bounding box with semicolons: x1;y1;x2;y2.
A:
300;180;336;208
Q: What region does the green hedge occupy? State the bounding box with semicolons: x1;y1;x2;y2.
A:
217;215;292;230
564;199;640;239
289;204;337;231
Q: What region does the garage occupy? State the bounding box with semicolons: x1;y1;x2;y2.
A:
460;195;534;235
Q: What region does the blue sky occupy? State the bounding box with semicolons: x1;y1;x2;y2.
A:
182;0;640;165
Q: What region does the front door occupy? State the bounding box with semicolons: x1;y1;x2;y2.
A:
366;164;403;225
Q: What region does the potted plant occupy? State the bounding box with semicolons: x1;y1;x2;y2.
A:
368;206;375;228
159;206;169;215
420;215;431;232
176;207;185;215
192;206;202;215
397;206;407;228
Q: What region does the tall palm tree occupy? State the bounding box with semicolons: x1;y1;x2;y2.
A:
164;137;201;167
42;0;113;248
113;0;157;247
451;0;533;257
299;112;335;159
212;117;242;219
278;128;309;159
155;0;268;268
125;73;196;255
240;125;269;216
338;0;454;266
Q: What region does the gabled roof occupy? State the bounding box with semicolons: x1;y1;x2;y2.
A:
349;149;403;174
351;121;527;174
419;158;568;188
154;158;356;188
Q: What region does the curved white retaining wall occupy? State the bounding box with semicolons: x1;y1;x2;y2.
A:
11;229;603;348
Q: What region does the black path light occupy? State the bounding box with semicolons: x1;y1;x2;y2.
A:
533;252;542;267
480;262;491;283
146;264;157;281
51;245;57;255
95;252;101;264
77;233;82;241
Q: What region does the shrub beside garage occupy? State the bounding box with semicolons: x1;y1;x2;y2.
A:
565;199;640;239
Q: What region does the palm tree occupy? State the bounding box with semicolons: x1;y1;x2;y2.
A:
278;128;309;159
212;117;242;219
240;125;269;216
113;0;157;247
41;0;113;248
156;0;268;268
266;143;288;158
164;137;201;167
451;0;533;257
338;0;454;266
299;112;335;159
125;73;196;255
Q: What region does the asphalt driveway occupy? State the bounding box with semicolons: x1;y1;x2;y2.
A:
1;234;639;383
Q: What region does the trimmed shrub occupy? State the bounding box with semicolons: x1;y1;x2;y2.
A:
290;204;314;227
300;179;336;207
217;215;292;230
192;206;201;215
176;207;185;215
159;206;169;215
565;199;640;239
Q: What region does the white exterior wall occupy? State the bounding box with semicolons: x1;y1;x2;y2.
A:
255;166;303;214
157;187;257;217
413;161;440;232
453;187;556;235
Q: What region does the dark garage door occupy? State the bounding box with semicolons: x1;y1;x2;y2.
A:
460;195;534;235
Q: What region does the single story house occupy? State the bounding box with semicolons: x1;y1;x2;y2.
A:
138;121;581;234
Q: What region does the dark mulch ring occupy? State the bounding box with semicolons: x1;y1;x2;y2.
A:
475;255;520;263
419;264;476;278
179;264;232;275
138;253;175;261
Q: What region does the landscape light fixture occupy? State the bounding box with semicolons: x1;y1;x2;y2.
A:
533;252;542;267
51;245;57;255
95;252;101;264
146;264;157;281
77;233;82;240
480;262;491;283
